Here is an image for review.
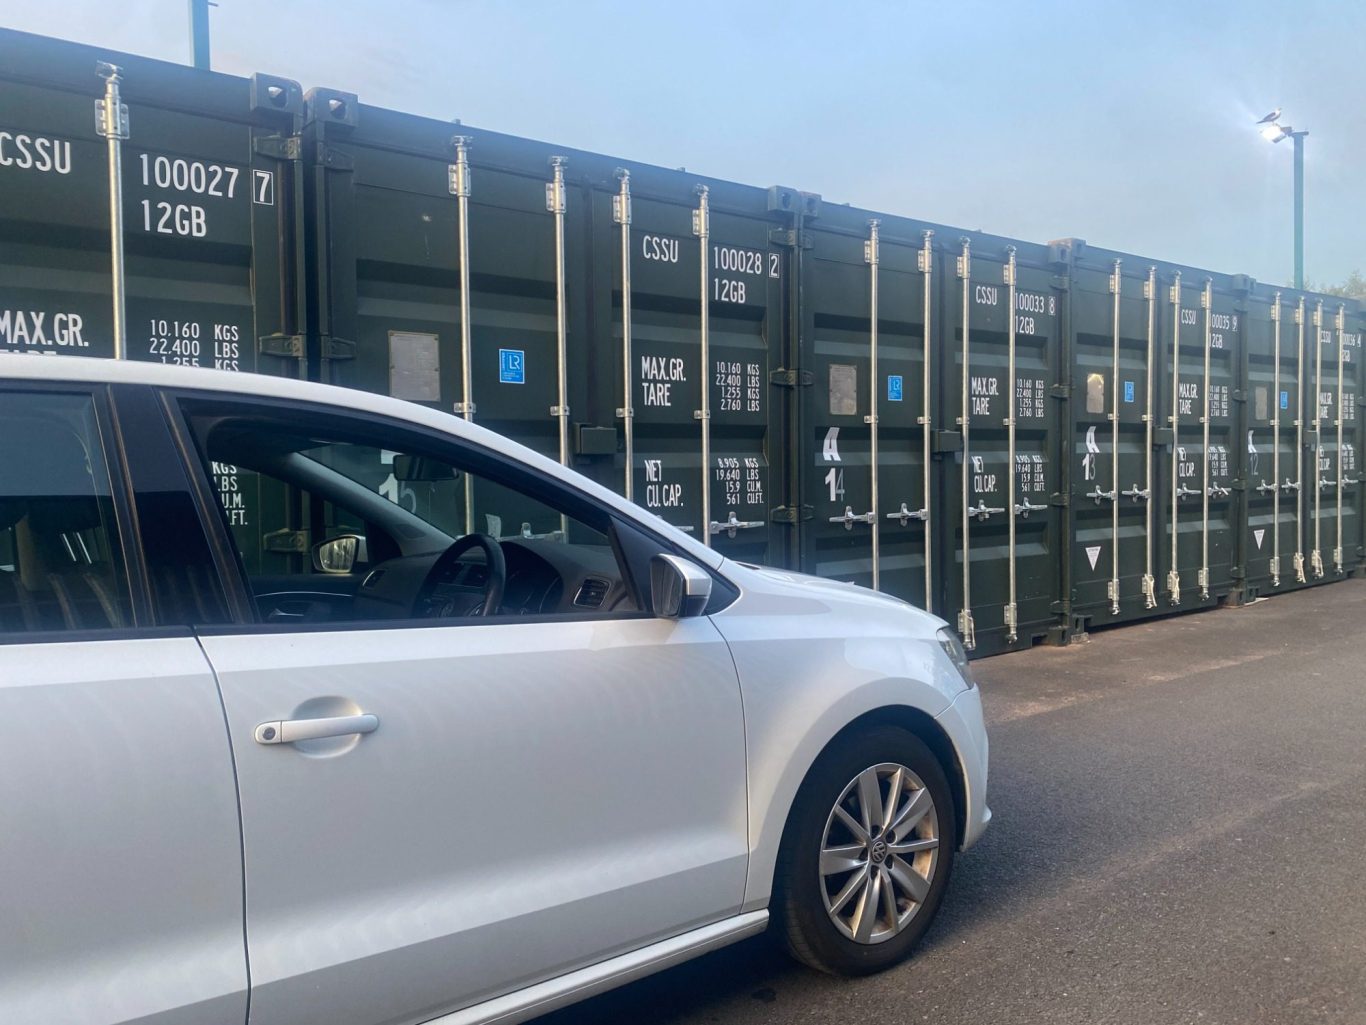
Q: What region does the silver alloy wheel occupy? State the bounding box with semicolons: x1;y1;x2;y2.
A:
819;761;940;945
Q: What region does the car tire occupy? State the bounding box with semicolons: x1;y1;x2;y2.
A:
774;725;956;976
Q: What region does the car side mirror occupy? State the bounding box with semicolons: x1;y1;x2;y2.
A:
649;554;712;618
312;534;368;574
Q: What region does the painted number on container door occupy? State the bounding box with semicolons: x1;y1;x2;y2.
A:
823;427;844;502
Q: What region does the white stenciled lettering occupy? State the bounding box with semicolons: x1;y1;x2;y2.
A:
141;200;208;237
641;235;679;263
974;285;998;307
712;246;764;276
139;154;240;199
0;310;88;348
640;354;686;407
0;133;73;174
642;458;683;508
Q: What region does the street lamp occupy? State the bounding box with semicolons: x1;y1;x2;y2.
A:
1256;109;1308;289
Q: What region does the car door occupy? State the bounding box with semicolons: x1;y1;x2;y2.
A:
170;391;750;1025
0;383;246;1025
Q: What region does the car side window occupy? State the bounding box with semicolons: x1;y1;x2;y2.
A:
176;397;642;626
0;392;132;634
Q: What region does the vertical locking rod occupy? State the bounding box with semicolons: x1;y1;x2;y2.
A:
1335;304;1346;573
1200;279;1212;600
1109;260;1122;614
1004;247;1019;642
1168;273;1183;604
1312;300;1324;577
96;62;129;360
1293;299;1307;581
1142;267;1157;607
450;137;475;535
865;220;882;589
547;157;570;469
614;170;634;501
956;238;975;648
693;186;713;545
1271;293;1282;586
919;231;935;608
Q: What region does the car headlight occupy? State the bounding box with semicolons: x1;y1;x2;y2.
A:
936;627;975;689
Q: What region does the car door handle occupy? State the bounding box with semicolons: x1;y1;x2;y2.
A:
254;713;379;745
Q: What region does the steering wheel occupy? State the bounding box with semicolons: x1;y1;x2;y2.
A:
412;533;507;618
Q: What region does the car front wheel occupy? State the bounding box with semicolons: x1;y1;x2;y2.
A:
774;725;956;975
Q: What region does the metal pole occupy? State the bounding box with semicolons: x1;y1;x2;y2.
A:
865;220;882;590
1335;304;1345;574
1109;259;1122;615
189;0;212;70
449;137;475;536
1312;300;1324;577
547;157;569;470
614;170;634;501
1293;132;1306;291
956;238;975;649
1270;293;1282;587
693;186;712;546
919;231;934;608
1004;246;1018;642
1168;273;1182;604
95;63;128;361
1142;267;1157;607
1200;279;1212;601
1293;298;1307;582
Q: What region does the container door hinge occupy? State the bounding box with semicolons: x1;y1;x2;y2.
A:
771;505;812;524
258;333;305;359
311;144;354;171
262;528;309;554
1050;493;1068;507
1049;384;1069;400
769;368;813;388
254;135;302;161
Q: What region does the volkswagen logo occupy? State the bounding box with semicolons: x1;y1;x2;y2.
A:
869;839;888;864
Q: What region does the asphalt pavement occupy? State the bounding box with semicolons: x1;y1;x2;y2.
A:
537;578;1366;1025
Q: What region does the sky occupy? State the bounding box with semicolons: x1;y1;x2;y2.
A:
5;0;1362;286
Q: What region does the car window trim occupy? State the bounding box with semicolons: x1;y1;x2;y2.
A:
154;387;260;624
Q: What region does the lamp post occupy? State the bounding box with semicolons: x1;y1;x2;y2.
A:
1257;110;1308;290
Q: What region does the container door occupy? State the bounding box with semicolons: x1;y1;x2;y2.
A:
944;241;1062;654
803;220;933;608
0;34;306;581
601;176;786;566
1068;258;1161;627
1159;276;1237;607
1243;290;1307;594
1310;302;1362;580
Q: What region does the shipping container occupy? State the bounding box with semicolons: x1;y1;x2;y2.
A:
1056;241;1254;633
0;28;308;575
300;92;801;564
3;28;1360;655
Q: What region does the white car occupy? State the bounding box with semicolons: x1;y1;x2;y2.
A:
0;356;989;1025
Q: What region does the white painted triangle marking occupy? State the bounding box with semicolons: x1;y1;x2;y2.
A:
1086;545;1102;570
1254;528;1265;549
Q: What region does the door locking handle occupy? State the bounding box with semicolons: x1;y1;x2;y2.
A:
254;713;379;745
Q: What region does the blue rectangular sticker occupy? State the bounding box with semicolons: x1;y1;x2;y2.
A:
1280;390;1289;410
499;348;525;384
1123;381;1135;403
887;375;904;402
